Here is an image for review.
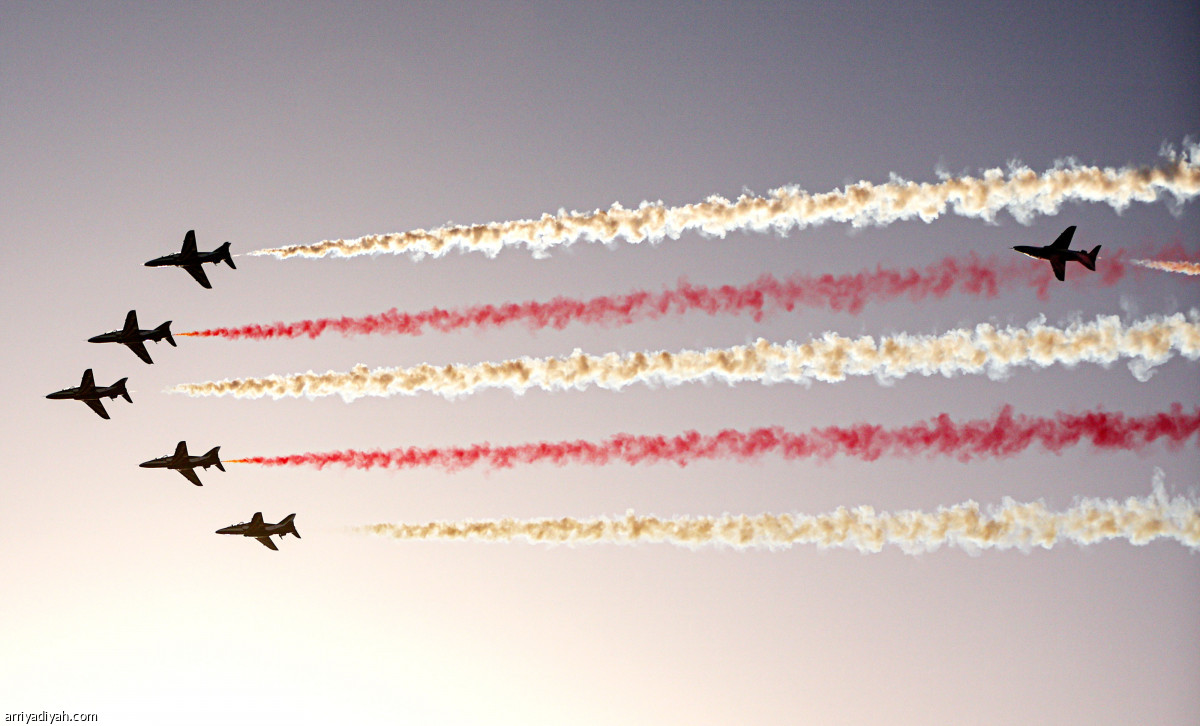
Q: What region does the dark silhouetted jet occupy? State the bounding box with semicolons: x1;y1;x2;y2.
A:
145;230;236;289
46;368;131;419
140;441;224;487
88;310;175;364
216;512;300;551
1012;226;1100;282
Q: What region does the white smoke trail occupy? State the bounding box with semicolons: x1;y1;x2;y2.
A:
170;311;1200;402
250;145;1200;260
1132;259;1200;276
354;472;1200;553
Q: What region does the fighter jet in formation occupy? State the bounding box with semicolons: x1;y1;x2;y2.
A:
216;512;300;551
145;230;236;289
88;310;175;364
140;441;225;487
46;368;131;420
1012;226;1101;281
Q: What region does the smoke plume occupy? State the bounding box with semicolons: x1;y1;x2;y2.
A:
231;405;1199;471
354;473;1200;553
250;147;1200;260
181;246;1191;341
1132;259;1200;276
171;311;1200;401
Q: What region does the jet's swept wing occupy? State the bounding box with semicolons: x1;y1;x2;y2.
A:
80;369;95;389
127;340;154;364
1051;257;1067;282
176;467;203;487
1050;225;1076;249
182;230;197;256
182;264;212;289
255;536;279;551
84;399;110;419
123;310;139;333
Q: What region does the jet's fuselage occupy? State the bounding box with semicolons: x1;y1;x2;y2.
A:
1012;245;1093;265
138;456;177;469
216;522;284;537
216;522;255;536
45;383;120;400
139;454;209;470
88;328;152;344
45;387;85;400
145;249;224;267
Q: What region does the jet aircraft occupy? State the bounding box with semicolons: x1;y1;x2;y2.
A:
88;310;175;364
216;512;300;551
140;440;224;487
1012;226;1101;281
145;230;236;289
46;369;131;420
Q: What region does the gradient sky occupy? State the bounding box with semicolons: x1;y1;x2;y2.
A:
2;2;1198;724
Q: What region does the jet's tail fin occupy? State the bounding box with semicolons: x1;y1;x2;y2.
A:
1083;245;1101;271
204;446;224;471
114;377;132;403
279;513;300;539
155;321;176;347
217;241;236;269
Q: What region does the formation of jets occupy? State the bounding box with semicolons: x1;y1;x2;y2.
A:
48;230;296;550
48;225;1102;552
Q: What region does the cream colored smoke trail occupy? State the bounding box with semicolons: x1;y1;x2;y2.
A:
170;311;1200;402
1132;260;1200;276
354;474;1200;553
251;146;1200;259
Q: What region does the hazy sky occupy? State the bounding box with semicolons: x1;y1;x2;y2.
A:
2;2;1198;724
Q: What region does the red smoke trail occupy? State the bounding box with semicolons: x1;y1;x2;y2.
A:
181;244;1194;340
234;404;1199;472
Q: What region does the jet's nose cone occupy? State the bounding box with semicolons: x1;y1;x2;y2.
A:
138;461;152;468
215;526;236;535
87;334;104;343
